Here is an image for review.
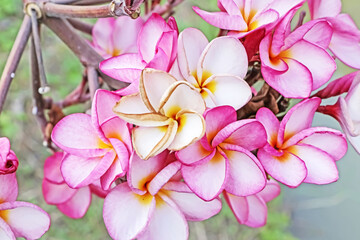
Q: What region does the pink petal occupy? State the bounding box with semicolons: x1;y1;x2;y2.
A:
162;182;222;221
113;16;144;53
57;186;92;219
0;137;10;163
51;113;109;157
103;183;155;240
193;6;248;31
292;144;339;184
43;152;65;184
260;34;288;72
204;105;237;142
284;40;336;90
181;150;227;201
0;218;15;240
218;0;242;15
92;18;115;54
128;151;168;194
257;148;307;187
284;127;347;161
223;191;249;224
175;137;215;165
258;179;281;202
138;194;188;240
278;98;321;145
42;179;76;205
148;161;181;195
221;146;266;196
100;155;126;191
243;195;267;227
61;150;116;189
0;174;17;203
308;0;341;19
261;58;312;98
256;107;280;145
99;53;145;82
213;119;267;151
0;201;50;239
100;117;132;153
199;36;248;78
177;28;209;79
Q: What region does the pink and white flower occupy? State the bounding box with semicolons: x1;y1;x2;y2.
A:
92;16;144;59
256;98;347;187
103;151;222;240
100;13;178;95
224;179;281;228
42;152;92;219
193;0;305;38
0;138;18;175
51;89;132;190
0;173;50;239
176;106;267;201
172;28;252;110
260;11;336;98
308;0;360;69
113;68;206;160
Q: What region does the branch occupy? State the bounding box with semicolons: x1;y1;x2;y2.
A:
0;15;32;114
87;67;99;99
68;18;93;35
43;17;128;89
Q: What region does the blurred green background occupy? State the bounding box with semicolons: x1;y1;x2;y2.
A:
0;0;359;239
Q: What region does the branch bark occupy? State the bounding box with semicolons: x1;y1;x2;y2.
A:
68;18;93;35
0;15;32;114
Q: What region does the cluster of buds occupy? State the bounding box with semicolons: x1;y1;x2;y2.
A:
1;0;360;239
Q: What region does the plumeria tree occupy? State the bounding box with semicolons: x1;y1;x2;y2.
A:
0;0;359;239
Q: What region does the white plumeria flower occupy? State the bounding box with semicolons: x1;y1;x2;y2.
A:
113;68;206;160
171;28;252;110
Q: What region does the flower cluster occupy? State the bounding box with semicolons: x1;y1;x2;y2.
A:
2;0;360;239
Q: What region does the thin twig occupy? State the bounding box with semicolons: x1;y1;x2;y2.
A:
68;18;93;35
0;15;32;114
149;0;183;16
87;67;99;99
74;0;112;5
30;10;50;94
294;11;306;30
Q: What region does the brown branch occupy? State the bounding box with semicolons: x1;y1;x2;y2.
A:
0;15;32;114
87;67;99;99
43;17;128;90
43;1;132;18
74;0;112;5
149;0;183;16
68;18;93;35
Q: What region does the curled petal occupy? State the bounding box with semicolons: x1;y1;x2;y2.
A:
57;186;92;219
0;174;18;203
148;161;181;196
256;107;280;145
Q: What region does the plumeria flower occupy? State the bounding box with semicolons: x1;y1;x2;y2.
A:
256;98;347;187
113;68;206;160
52;89;132;190
103;151;222;240
100;13;178;95
260;10;336;98
176;106;267;201
0;173;50;239
92;16;144;59
0;137;18;175
42;152;92;219
308;0;360;69
172;28;252;110
193;0;305;38
317;72;360;154
224;179;281;228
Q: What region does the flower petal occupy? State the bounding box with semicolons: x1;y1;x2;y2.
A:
290;144;339;184
256;107;280;145
57;186;92;219
113;16;144;53
42;179;76;205
242;195;267;227
43;152;64;184
257;179;281;202
103;183;155;240
257;148;307;187
0;174;17;202
181;150;227;201
51;113;109;157
0;218;15;240
223;192;249;225
176;139;215;165
148;161;181;196
308;0;341;19
0;201;50;239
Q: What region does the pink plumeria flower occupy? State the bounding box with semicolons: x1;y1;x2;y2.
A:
193;0;304;38
42;152;92;219
52;89;132;190
92;16;144;59
308;0;360;69
176;106;267;201
256;98;347;188
103;151;222;240
260;10;336;98
172;28;251;110
113;68;206;160
100;13;178;95
317;72;360;154
224;179;281;228
0;138;18;175
0;173;50;239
